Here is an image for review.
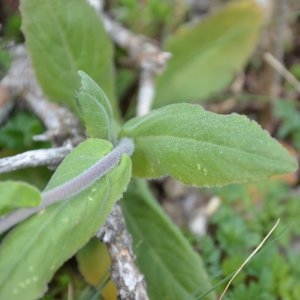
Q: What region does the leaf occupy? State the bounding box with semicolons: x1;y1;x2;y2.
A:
122;179;215;300
76;238;117;299
0;181;41;216
0;139;131;300
154;0;264;107
76;71;114;141
20;0;118;115
120;103;297;186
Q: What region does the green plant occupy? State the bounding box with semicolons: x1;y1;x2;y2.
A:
198;181;300;299
0;0;298;299
274;100;300;150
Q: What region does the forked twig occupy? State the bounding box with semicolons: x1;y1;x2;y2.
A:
87;0;171;116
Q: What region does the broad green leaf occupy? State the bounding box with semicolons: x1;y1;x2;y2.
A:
0;181;41;216
0;139;131;300
154;0;264;107
120;103;297;186
76;71;114;141
20;0;118;115
122;179;215;300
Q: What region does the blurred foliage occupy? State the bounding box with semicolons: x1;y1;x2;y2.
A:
0;48;11;78
290;63;300;80
0;110;51;190
0;181;41;216
274;100;300;150
0;110;49;152
41;260;86;300
111;0;185;38
0;0;299;299
153;0;265;107
0;167;52;191
20;0;118;115
197;180;300;299
0;2;22;42
2;13;22;41
76;238;117;299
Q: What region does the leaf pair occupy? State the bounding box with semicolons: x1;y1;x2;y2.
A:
0;139;132;300
76;72;297;187
0;72;131;299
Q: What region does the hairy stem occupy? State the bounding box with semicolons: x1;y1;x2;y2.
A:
0;138;134;235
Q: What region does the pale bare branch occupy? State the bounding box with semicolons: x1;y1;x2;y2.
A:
98;204;149;300
86;0;171;115
1;45;84;145
0;145;73;174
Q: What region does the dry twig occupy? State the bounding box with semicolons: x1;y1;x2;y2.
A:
0;45;84;173
87;0;171;116
264;52;300;93
1;45;84;146
0;145;72;174
98;204;149;300
101;12;171;116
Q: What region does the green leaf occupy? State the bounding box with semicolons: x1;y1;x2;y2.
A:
0;181;41;216
76;71;114;141
0;139;131;300
122;179;215;300
154;0;264;107
20;0;118;115
120;103;297;186
76;238;117;298
76;238;112;286
0;48;11;76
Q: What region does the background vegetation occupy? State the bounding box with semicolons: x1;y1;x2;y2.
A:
0;0;299;299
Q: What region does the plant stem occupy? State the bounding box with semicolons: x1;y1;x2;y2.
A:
0;145;73;173
0;138;134;235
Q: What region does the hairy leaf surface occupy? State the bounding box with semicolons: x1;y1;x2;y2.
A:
0;139;131;300
121;104;297;186
20;0;117;114
0;181;41;216
122;179;215;300
76;71;114;141
154;0;264;107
